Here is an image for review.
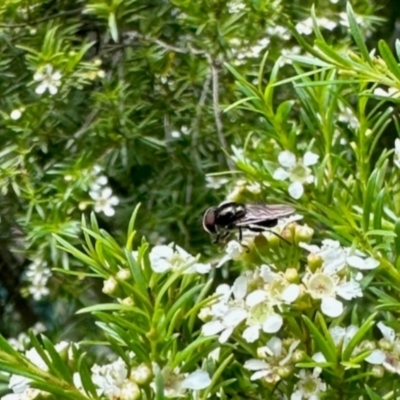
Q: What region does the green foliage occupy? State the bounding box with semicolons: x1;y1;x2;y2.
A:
3;0;400;399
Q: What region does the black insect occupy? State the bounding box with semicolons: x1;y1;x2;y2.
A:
203;201;295;244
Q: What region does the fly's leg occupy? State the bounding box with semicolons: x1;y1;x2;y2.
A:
238;228;250;252
265;229;291;245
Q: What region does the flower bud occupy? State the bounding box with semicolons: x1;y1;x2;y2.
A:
294;225;314;244
121;380;141;400
379;338;392;351
307;253;323;271
121;296;134;306
263;231;281;249
277;365;293;378
285;268;299;283
371;365;384;378
117;268;131;281
253;233;270;251
198;307;212;322
102;276;119;296
130;363;153;385
292;349;306;363
348;51;363;63
257;346;271;359
280;229;293;244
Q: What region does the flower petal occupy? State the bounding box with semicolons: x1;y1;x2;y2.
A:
281;284;300;303
347;255;380;270
201;321;225;336
244;359;270;371
219;327;234;343
288;181;304;199
303;151;319;166
321;297;343;318
242;326;260;343
278;151;296;168
365;349;386;365
273;167;290;181
246;290;268;307
35;82;47;94
222;308;247;328
336;281;362;300
377;322;395;342
181;370;211;390
262;314;283;333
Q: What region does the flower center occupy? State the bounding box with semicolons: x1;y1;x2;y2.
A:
247;302;272;325
307;273;335;299
290;163;310;183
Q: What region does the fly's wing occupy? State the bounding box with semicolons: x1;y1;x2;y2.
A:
235;204;295;227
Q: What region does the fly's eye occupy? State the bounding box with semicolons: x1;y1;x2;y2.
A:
203;208;217;234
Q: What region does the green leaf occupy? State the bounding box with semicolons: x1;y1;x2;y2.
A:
154;365;165;400
365;385;384;400
394;219;400;263
126;203;141;249
342;313;377;361
108;12;119;42
346;3;371;63
201;354;234;400
363;170;378;231
76;352;99;398
41;337;72;382
302;316;336;363
378;40;400;81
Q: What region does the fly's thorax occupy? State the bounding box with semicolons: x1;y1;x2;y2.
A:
214;201;246;227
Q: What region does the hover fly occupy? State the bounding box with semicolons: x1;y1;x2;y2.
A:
203;201;295;244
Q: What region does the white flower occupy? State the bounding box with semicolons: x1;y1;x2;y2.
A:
338;106;359;130
227;0;246;14
90;175;109;192
317;17;337;31
25;259;52;301
260;264;301;306
149;244;211;274
10;109;22;120
205;176;229;189
295;18;313;35
394;139;400;169
266;25;291;40
300;239;347;274
92;357;140;399
373;87;400;98
7;347;51;399
303;267;362;318
150;365;210;397
242;297;283;343
216;240;246;268
201;275;248;343
329;325;359;349
365;322;400;374
273;150;319;199
300;240;379;274
89;187;119;217
291;369;327;400
346;255;380;270
244;337;300;383
33;64;62;95
181;370;211;390
279;46;302;66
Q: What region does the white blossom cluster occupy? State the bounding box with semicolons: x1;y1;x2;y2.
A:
24;257;52;301
4;343;211;400
88;165;119;217
149;243;211;274
33;64;62;96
